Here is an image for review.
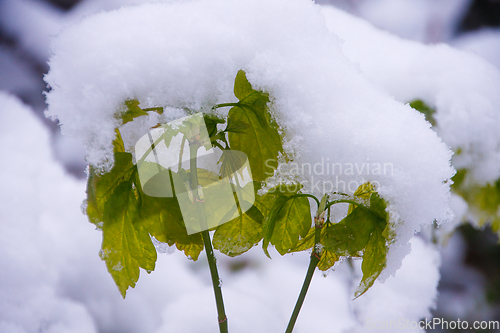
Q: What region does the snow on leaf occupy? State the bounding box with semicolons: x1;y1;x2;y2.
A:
227;70;283;181
213;212;264;257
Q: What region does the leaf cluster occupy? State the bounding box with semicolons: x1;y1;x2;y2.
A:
452;169;500;235
86;70;393;300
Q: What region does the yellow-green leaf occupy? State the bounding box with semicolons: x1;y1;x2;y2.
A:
213;213;264;257
227;70;283;181
101;180;157;298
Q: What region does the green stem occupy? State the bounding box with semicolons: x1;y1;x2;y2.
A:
189;143;228;333
137;132;165;165
324;199;361;210
202;230;228;332
293;194;320;208
212;102;241;110
285;226;321;333
142;107;164;113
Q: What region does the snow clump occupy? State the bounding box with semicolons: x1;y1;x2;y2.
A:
45;0;454;280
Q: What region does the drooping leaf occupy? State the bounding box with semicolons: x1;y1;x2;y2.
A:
227;70;284;181
348;182;375;215
322;192;389;297
139;195;204;261
86;152;136;225
355;193;389;298
291;227;316;253
261;184;311;257
354;228;386;298
113;129;126;153
409;99;437;127
100;180;157;298
317;249;339;271
162;125;178;148
270;195;311;255
204;114;225;138
218;150;248;179
135;170;204;260
290;226;339;271
213;212;264;257
212;180;266;256
243;205;264;225
118;99;164;125
120;99;148;125
452;169;500;234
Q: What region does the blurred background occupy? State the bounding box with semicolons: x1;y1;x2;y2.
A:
2;0;500;331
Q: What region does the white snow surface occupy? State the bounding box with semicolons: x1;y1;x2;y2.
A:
321;5;500;186
453;28;500;70
45;0;454;280
0;92;441;331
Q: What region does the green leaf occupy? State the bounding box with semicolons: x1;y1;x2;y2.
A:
135;171;204;260
204;114;225;138
218;150;248;179
86;141;160;297
100;180;157;298
227;70;284;181
409;99;437;127
225;118;249;134
289;225;339;270
355;228;386;298
213;213;265;257
140;195;204;261
355;194;389;298
452;169;500;234
322;192;389;298
234;70;254;100
243;205;264;225
212;181;266;256
162;125;178;148
121;99;149;125
86;152;136;225
261;185;311;257
323;206;376;256
291;227;316;252
318;249;338;271
270;195;311;255
113;129;125;153
348;182;375;215
118;99;164;125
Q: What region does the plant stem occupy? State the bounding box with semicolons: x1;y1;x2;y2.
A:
202;230;228;333
285;226;321;333
324;199;360;210
189;143;228;333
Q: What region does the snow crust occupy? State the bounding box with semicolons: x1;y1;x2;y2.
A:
0;93;441;332
453;28;500;70
45;0;454;282
321;5;500;186
0;92;98;333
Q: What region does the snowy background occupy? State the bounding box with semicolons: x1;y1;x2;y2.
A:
1;0;500;332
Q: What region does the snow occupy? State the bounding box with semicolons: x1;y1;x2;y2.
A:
356;0;470;43
452;28;500;70
0;92;98;333
347;237;441;333
45;0;454;284
321;5;500;186
1;91;443;332
9;0;500;330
